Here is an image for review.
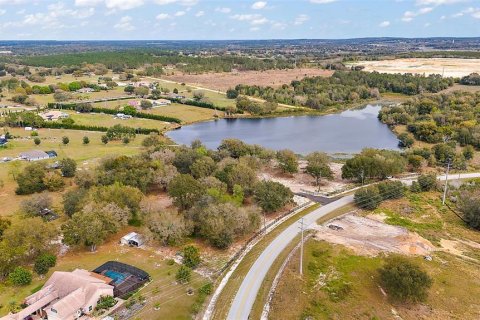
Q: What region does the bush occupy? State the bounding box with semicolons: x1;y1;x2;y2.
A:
8;267;32;286
354;186;382;210
253;180;293;213
33;137;41;145
377;181;405;201
34;253;57;275
182;245;201;269
457;190;480;230
379;255;432;302
62;136;70;145
15;163;47;195
176;265;191;284
96;295;116;310
83;136;90;145
60;158;77;177
417;174;437;191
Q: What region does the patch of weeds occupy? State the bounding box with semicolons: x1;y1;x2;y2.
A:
384;212;442;232
166;259;175;266
324;278;352;302
191;282;213;315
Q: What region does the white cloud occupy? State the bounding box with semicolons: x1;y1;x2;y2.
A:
195;10;204;17
75;0;103;6
310;0;337;3
156;13;170;20
174;10;185;16
294;14;309;25
424;22;431;26
105;0;144;10
114;15;135;30
250;26;260;31
402;7;433;21
271;22;287;30
231;13;262;21
252;1;267;10
452;7;480;18
379;20;390;27
215;7;231;14
0;10;6;16
416;0;465;6
251;17;268;25
154;0;198;6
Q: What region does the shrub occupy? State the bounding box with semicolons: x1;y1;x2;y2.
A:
176;265;191;284
60;158;77;177
62;136;69;145
8;267;32;286
377;181;404;201
34;253;57;275
417;174;437;191
379;255;432;302
96;295;116;310
33;137;41;145
182;245;201;269
83;136;90;145
354;186;382;210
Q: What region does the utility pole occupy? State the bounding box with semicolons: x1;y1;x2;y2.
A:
299;217;305;276
442;159;451;205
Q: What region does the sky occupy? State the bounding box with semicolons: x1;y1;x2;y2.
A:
0;0;479;40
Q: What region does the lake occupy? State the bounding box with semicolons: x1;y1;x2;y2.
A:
166;105;399;155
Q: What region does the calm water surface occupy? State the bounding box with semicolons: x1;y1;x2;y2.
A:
167;105;399;155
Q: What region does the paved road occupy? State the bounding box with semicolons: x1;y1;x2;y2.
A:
226;172;480;320
226;195;354;320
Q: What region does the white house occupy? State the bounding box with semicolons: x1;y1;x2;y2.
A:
152;99;172;107
0;269;114;320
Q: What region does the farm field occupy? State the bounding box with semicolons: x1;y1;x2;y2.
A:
349;58;480;77
162;68;334;92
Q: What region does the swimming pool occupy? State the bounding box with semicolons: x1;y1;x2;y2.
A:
104;270;126;284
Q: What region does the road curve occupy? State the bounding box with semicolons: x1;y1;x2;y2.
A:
226;195;354;320
226;172;480;320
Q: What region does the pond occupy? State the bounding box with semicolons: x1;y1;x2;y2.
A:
166;105;400;155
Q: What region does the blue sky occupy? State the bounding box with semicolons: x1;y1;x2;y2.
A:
0;0;479;40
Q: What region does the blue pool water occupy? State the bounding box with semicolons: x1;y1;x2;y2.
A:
104;270;126;284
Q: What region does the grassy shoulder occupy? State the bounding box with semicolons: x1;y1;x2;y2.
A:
269;239;480;320
210;203;320;320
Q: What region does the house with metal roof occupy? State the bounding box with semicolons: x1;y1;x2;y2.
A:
19;150;50;161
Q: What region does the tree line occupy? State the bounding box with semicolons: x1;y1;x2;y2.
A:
233;71;454;111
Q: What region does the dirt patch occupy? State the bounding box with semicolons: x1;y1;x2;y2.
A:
350;58;480;78
259;161;348;195
163;68;333;92
313;213;434;256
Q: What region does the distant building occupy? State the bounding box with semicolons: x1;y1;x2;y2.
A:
152;99;172;107
39;111;69;121
167;93;185;99
0;135;7;146
45;150;58;158
116;113;132;120
128;100;140;108
76;87;94;94
20;150;50;161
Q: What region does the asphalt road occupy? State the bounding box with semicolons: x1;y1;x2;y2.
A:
226;194;354;320
226;172;480;320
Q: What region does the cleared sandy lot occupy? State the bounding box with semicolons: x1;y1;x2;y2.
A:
314;213;434;256
163;68;333;92
351;58;480;78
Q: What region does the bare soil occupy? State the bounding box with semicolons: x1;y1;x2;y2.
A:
259;161;349;195
314;213;434;256
350;58;480;78
163;68;333;92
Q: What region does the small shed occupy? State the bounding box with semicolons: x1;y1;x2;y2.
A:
120;232;144;247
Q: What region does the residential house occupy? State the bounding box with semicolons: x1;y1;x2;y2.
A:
167;93;185;99
152;99;172;107
0;135;7;146
116;113;132;120
0;269;114;320
128;100;140;108
39;111;69;121
76;88;94;94
19;150;50;161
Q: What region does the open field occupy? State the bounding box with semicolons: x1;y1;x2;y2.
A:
65;110;171;130
162;68;334;92
0;231;210;320
91;100;219;123
349;58;480;78
0;127;150;216
269;239;480;320
269;190;480;319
